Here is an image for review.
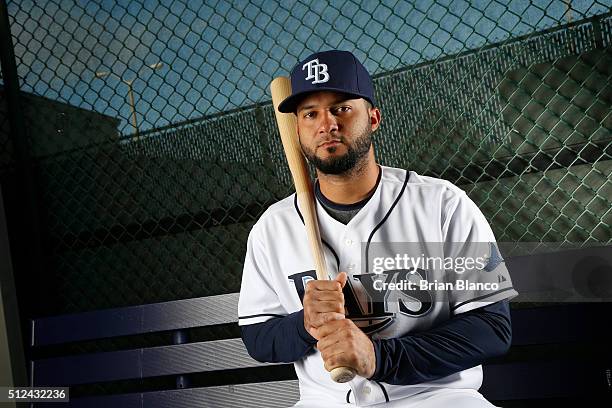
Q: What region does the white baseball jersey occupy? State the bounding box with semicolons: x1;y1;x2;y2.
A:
238;166;517;406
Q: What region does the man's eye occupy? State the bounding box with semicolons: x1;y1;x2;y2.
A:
336;106;351;113
304;111;315;118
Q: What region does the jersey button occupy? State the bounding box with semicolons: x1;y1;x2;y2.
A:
345;238;353;246
363;385;371;395
347;263;355;271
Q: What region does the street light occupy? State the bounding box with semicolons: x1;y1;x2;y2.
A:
95;62;164;140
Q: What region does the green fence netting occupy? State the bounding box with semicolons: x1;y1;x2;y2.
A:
0;0;610;317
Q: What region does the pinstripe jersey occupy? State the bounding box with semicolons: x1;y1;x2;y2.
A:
238;165;517;406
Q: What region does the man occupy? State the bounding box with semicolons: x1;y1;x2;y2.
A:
239;50;517;407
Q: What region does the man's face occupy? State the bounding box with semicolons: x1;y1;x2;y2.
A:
296;91;380;175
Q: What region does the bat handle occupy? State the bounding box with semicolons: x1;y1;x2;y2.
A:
330;366;357;383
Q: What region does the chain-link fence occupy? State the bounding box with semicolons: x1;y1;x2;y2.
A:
0;0;610;318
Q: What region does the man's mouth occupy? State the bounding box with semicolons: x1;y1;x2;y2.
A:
319;140;341;148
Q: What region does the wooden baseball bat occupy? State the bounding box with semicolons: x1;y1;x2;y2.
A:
270;76;356;384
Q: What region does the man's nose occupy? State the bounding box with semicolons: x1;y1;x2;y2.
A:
318;110;339;134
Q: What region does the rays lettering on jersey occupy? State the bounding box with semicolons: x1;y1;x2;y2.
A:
288;269;433;335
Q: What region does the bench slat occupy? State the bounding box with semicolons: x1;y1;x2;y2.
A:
32;293;240;346
510;303;610;346
34;358;609;407
35;380;301;408
481;360;606;400
36;392;141;408
32;295;611;349
33;338;277;386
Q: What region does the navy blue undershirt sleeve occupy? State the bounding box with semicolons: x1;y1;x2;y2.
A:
370;300;512;385
241;309;318;363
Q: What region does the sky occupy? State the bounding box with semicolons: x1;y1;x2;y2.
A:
6;0;611;135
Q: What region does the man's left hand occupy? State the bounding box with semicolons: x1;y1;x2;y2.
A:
316;318;376;379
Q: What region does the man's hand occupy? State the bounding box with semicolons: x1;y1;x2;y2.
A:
317;318;377;379
303;272;348;340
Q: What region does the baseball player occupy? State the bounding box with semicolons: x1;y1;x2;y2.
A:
239;50;518;407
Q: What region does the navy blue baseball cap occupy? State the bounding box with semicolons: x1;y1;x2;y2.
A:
278;50;377;113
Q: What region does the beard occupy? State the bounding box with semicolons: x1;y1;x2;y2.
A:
301;124;373;176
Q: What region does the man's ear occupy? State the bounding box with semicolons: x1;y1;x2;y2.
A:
370;107;381;132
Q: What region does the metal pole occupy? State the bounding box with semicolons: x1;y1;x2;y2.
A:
95;63;163;141
564;0;575;54
0;187;24;405
126;80;139;141
0;0;42;392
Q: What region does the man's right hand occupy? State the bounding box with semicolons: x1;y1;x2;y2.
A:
303;272;348;340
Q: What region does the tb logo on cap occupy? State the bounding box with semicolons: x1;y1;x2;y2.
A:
302;58;329;84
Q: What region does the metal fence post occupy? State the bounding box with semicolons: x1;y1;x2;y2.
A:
0;0;47;380
0;184;27;391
